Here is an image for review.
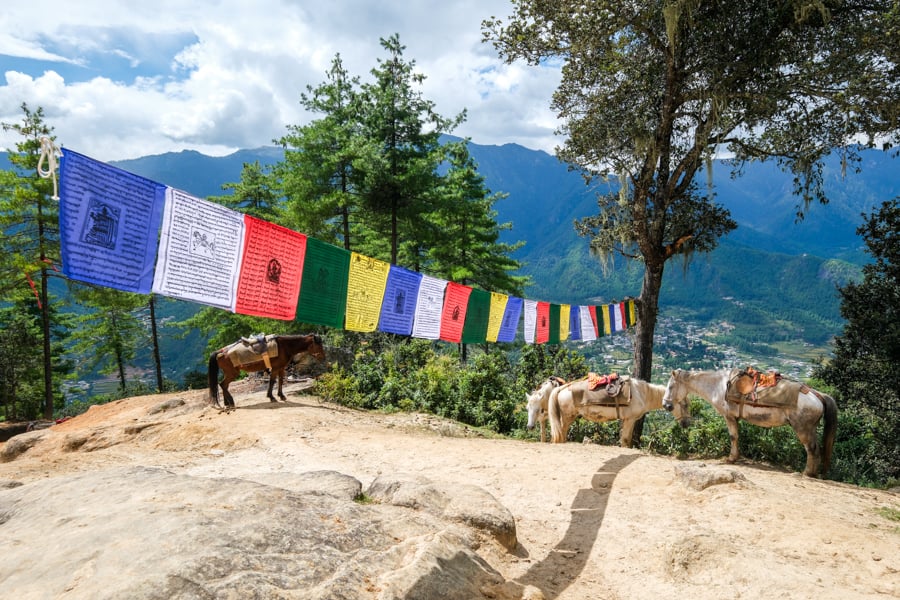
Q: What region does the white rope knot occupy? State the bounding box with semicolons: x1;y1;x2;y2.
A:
37;136;61;200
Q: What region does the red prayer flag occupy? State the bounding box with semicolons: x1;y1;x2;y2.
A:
439;281;473;343
234;215;307;320
535;301;550;344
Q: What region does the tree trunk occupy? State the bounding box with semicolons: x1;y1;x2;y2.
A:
149;295;164;393
629;260;665;446
40;266;53;420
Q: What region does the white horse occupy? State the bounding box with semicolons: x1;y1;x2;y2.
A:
548;376;667;447
662;368;838;477
525;376;566;442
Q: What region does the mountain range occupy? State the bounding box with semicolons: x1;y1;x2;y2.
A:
3;140;898;380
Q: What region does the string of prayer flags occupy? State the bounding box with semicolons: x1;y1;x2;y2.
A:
54;148;642;344
461;288;491;344
497;296;522;343
345;252;390;332
440;281;473;343
59;149;166;294
235;216;307;320
412;275;448;340
378;265;423;336
295;237;350;329
152;188;245;310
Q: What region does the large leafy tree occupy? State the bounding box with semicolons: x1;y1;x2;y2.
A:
0;103;67;418
816;198;900;484
483;1;899;401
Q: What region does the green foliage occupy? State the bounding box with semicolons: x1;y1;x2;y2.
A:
68;285;148;393
209;161;281;222
816;198;900;486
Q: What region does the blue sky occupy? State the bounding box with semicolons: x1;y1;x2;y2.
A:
0;1;562;161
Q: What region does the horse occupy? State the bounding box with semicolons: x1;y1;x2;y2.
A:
547;375;667;447
661;368;838;478
207;334;327;409
525;376;566;442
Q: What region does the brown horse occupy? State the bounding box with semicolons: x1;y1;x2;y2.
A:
207;334;327;409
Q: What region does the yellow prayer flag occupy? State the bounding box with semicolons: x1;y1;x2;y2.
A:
559;304;571;341
602;304;612;335
345;252;390;332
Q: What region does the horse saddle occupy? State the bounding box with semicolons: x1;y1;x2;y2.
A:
582;373;630;405
226;334;279;368
240;334;270;354
729;367;803;408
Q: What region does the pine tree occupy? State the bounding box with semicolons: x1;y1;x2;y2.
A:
278;54;367;249
429;140;527;296
816;198;900;484
359;34;464;265
0;104;66;418
69;286;148;394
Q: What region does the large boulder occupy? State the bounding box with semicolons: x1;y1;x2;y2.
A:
0;466;517;599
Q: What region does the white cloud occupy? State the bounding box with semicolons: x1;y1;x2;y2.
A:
0;1;563;161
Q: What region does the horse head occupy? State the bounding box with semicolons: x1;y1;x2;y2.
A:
662;370;692;428
308;334;327;362
525;386;546;430
526;377;564;430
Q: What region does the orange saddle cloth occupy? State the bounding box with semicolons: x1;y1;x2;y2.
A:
587;372;618;390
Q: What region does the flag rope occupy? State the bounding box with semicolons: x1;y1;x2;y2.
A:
38;136;62;200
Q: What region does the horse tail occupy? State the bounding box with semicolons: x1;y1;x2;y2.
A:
208;351;220;405
820;392;838;477
548;386;565;443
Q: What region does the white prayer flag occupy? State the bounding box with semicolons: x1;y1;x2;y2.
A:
579;305;598;341
411;275;447;340
523;299;538;344
152;188;245;310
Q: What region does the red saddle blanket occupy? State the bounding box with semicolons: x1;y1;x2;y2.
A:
587;372;619;390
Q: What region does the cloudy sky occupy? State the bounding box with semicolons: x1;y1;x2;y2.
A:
0;1;563;162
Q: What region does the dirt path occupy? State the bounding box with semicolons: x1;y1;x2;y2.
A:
2;381;898;599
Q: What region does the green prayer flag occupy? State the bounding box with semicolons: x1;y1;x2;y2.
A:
461;288;491;344
296;237;350;329
548;303;561;344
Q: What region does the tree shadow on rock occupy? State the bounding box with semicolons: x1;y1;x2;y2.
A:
517;452;642;598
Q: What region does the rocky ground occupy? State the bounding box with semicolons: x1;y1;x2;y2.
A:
1;380;898;599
